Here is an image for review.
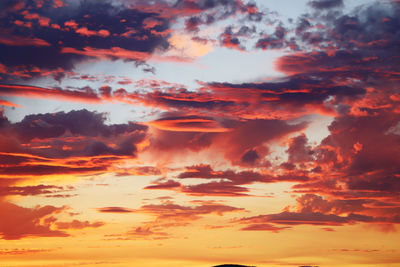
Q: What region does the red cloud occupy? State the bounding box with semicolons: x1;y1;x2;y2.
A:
0;200;67;240
149;115;230;132
178;165;268;184
0;109;148;178
0;184;71;196
110;201;246;240
126;224;169;239
238;211;369;226
0;31;50;47
55;220;104;230
181;181;251;197
75;27;110;37
61;46;150;61
0;84;101;103
178;164;308;184
0;100;22;107
236;192;400;232
144;179;181;190
61;46;191;63
290;110;400;204
0;199;105;240
143;164;311;197
142;18;163;29
147;118;306;166
139;201;245;222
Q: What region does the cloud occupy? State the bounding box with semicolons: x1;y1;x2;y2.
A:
139;116;305;167
0;31;50;47
0;0;172;81
144;127;215;154
129;75;361;119
279;1;400;75
291;110;400;204
61;46;191;63
139;201;245;221
143;165;310;197
144;179;182;190
148;114;230;132
126;224;169;239
220;33;244;51
143;176;255;197
238;211;380;227
55;220;104;230
177;165;269;184
0;84;101;103
114;166;162;177
0;0;399;243
214;119;307;165
236;191;400;232
7;108;146;146
0;99;23;107
173;0;261;29
0;199;67;240
116;200;245;239
308;0;343;9
0;164;106;177
286;134;314;164
129;87;238;114
97;207;136;213
203;76;364;116
0;0;267;81
0;109;148;178
246;2;400;231
240;223;290;232
0;248;55;255
0;198;105;240
241;149;260;165
295;194;368;215
0;184;73;196
181;181;251;197
256;24;288;50
218;25;257;51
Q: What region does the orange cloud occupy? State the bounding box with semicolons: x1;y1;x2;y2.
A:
0;99;22;107
148;115;230;132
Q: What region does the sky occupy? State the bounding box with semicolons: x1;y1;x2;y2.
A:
0;0;399;266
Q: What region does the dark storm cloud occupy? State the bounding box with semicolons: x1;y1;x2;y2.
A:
177;0;261;31
10;109;146;142
0;0;171;81
147;118;306;166
0;109;148;177
203;75;365;116
255;24;288;50
308;0;343;9
219;25;256;50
